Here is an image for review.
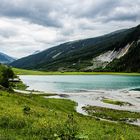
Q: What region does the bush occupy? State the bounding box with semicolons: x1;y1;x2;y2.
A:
23;105;31;115
0;64;14;88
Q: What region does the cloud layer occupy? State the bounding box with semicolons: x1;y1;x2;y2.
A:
0;0;140;58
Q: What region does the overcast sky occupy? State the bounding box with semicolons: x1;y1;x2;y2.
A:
0;0;140;58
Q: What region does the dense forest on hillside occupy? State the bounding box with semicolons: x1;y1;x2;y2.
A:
11;25;140;72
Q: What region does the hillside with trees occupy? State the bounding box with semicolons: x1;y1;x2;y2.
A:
11;24;140;72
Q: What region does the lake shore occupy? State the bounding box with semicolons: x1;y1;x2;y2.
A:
14;74;140;127
15;86;140;114
47;89;140;114
15;87;140;126
46;90;140;126
17;74;140;120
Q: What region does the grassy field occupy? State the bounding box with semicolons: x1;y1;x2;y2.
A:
83;106;140;122
102;98;132;106
0;90;140;140
13;68;140;76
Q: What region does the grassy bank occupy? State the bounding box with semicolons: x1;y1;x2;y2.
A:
102;98;132;106
83;105;140;122
13;68;140;76
0;90;140;140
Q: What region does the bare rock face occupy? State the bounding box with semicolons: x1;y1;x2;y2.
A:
84;42;133;71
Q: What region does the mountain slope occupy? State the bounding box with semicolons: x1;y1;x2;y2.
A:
105;41;140;72
11;25;140;72
0;52;15;64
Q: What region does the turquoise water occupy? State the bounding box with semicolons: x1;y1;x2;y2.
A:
20;75;140;93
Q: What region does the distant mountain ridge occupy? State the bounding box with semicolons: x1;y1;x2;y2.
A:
11;24;140;72
0;52;15;64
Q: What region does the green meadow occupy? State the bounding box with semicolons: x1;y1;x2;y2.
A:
0;90;140;140
0;67;138;139
13;68;140;76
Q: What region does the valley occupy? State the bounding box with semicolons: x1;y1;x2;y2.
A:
0;0;140;139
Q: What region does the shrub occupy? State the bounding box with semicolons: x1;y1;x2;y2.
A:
23;105;31;115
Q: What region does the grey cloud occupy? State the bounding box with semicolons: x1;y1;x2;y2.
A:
68;0;140;23
0;0;140;58
98;1;140;23
72;0;120;19
105;14;138;23
0;0;139;28
0;28;18;38
0;0;63;27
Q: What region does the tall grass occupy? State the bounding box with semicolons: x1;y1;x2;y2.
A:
0;90;140;139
